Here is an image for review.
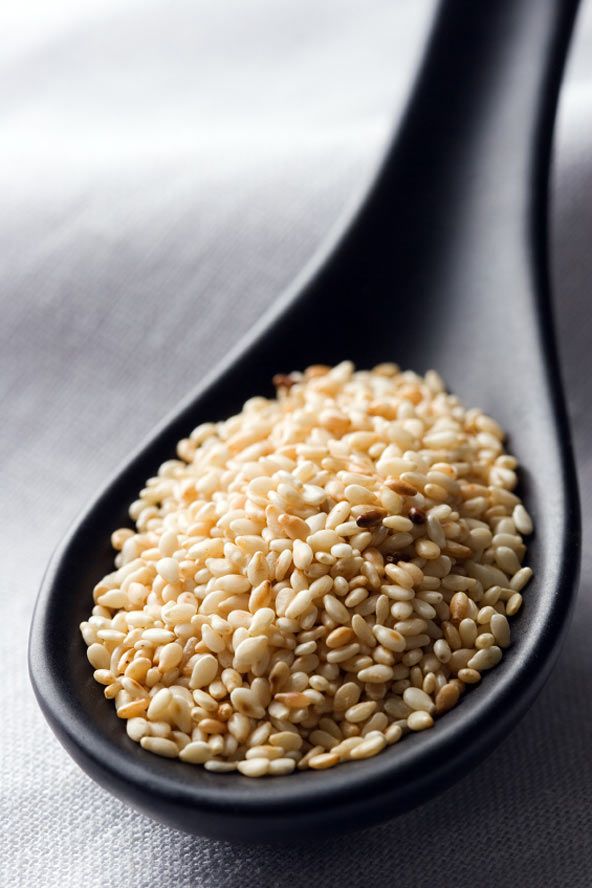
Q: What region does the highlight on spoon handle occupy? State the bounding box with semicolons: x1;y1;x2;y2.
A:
369;0;581;266
366;0;580;284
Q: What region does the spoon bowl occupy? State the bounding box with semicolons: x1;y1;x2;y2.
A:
29;0;581;842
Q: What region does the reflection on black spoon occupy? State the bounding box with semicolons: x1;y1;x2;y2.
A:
29;0;581;842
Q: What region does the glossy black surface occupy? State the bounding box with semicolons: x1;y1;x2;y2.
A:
29;0;581;842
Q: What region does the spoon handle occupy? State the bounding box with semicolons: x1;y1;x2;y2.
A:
246;0;579;409
358;0;581;273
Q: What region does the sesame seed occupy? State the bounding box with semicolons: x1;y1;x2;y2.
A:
407;711;434;731
82;363;533;776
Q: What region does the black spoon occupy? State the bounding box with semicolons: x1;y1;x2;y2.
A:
29;0;581;843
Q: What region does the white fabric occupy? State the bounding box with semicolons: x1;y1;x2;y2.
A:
1;2;591;885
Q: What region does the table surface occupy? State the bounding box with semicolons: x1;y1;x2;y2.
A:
1;2;591;885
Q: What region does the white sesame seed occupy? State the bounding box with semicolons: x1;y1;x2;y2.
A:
147;688;173;721
268;757;297;775
407;711;434;731
345;701;377;723
142;628;175;645
140;736;179;758
510;566;533;592
86;643;111;670
349;732;387;759
307;752;340;770
189;654;219;689
403;687;435;713
156;557;180;584
237;757;270;777
158;642;184;673
126;717;150;742
372;625;406;652
512;504;533;535
490;613;511;648
467;646;503;671
158;531;179;558
179;741;212;764
357;664;394;683
506;592;524;616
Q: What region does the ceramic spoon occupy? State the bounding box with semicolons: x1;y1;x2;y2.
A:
29;0;581;842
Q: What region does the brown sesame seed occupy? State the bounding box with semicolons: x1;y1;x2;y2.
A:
355;508;388;528
386;479;418;497
272;373;297;389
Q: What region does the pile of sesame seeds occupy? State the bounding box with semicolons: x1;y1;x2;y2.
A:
80;361;533;777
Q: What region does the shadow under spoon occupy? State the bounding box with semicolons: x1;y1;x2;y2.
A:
29;0;581;842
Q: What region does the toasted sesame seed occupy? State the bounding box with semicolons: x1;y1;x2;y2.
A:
86;643;111;670
308;752;340;770
345;701;377;723
326;626;356;649
349;732;387;759
372;625;406;653
158;642;184;672
403;687;435;713
147;688;173;721
245;744;284;760
506;592;524;616
407;711;433;731
387;479;417;497
204;760;238;773
458;668;481;684
179;741;212;764
156;557;180;584
309;729;340;750
189;654;219;689
237;758;269;777
82;363;532;776
490;613;511;647
433;639;452;663
510;567;533;592
269;731;303;751
385;723;403;744
357;664;394;683
333;682;361;711
126;717;149;742
512;504;533;535
350;613;376;648
117;699;149;719
435;682;460;713
140;736;179;758
467;646;503;671
142;628;175;645
268;757;297;775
